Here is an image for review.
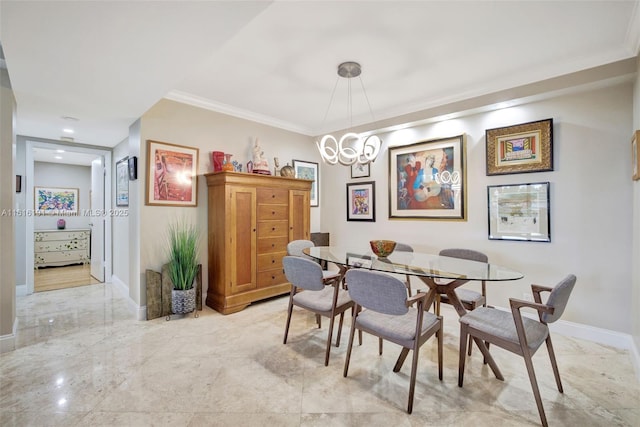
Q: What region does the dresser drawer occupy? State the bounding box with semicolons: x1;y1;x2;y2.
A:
257;204;288;219
257;251;286;271
257;188;288;204
35;250;89;266
34;230;89;242
35;239;88;252
257;220;288;238
257;268;287;288
257;236;288;253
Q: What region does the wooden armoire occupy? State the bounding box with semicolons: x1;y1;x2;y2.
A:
204;171;311;314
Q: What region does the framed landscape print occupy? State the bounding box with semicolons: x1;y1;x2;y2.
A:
116;157;129;207
485;118;553;175
35;187;78;215
346;181;375;222
146;140;199;207
293;159;319;207
388;134;466;220
487;182;550;242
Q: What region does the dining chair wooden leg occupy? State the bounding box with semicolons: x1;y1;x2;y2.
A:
407;346;420;414
343;313;358;377
316;314;321;328
437;317;443;380
522;349;548;427
324;312;337;366
545;335;564;393
458;323;469;387
379;338;383;355
335;312;345;347
283;296;294;344
393;347;410;372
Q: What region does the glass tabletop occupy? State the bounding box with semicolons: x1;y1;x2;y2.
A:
304;246;523;282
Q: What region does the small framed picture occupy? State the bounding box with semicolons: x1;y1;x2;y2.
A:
485;118;553;176
487;182;550;242
346;181;375;222
293;159;319;207
350;162;370;178
116;157;129;207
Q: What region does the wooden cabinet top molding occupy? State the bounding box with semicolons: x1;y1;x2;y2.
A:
205;171;312;189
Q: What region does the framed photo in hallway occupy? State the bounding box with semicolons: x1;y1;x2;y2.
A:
35;187;79;215
116;157;129;207
146;140;199;207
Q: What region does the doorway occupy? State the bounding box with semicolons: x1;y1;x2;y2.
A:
25;140;113;294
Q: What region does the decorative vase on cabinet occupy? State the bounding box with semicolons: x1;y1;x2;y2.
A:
222;153;234;172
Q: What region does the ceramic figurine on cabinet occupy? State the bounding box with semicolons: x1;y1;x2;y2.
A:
251;138;271;175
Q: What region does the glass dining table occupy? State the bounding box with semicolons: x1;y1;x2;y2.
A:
303;245;524;380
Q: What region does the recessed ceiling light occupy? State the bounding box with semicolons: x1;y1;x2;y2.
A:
61;116;78;121
63;128;74;134
54;156;63;160
56;149;65;153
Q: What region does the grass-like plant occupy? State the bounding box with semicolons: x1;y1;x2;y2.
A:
167;219;200;290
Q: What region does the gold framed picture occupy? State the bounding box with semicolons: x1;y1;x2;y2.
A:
485;118;553;176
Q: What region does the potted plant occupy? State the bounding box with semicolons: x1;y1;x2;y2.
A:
167;219;200;315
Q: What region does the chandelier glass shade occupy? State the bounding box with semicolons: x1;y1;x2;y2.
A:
315;62;381;166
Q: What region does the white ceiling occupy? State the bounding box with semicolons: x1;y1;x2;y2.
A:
1;1;639;148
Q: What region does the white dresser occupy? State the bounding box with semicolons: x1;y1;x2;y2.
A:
34;229;90;268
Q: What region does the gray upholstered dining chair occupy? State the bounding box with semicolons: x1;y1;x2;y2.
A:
287;239;341;283
282;256;354;366
394;242;415;297
457;274;576;427
436;248;488;315
343;269;443;414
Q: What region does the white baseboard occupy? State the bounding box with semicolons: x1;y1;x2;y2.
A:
0;317;18;354
110;274;146;321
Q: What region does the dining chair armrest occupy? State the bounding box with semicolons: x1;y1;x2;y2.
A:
509;298;555;315
531;284;553;304
406;292;427;308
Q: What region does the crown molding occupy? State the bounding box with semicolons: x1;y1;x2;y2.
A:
164;90;313;136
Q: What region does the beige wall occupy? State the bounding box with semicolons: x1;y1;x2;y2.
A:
0;67;16;352
322;82;633;334
130;99;318;309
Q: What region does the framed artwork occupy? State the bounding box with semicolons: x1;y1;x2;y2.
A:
389;134;466;220
35;187;78;215
346;181;376;222
487;181;550;242
351;162;370;178
633;130;640;181
146;140;199;207
293;159;319;207
485;118;553;175
115;156;129;207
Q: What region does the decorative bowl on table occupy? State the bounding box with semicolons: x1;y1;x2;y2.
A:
369;240;396;258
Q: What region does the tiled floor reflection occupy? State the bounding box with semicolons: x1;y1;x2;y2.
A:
1;283;638;426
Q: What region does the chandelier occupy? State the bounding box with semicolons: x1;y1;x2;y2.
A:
315;62;382;166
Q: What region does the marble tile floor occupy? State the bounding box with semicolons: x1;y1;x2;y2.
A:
1;283;639;426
